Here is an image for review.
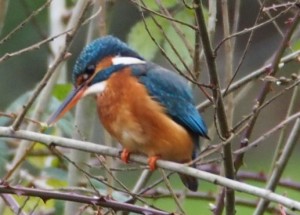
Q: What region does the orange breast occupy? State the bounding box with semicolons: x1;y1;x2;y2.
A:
96;68;194;163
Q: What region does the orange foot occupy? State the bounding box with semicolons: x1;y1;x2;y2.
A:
120;149;130;163
148;156;160;171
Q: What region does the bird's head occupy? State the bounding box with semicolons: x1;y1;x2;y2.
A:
47;36;145;125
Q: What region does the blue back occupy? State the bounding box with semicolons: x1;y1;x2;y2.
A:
131;63;209;150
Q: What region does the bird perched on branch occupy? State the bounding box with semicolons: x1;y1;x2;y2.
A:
48;36;209;191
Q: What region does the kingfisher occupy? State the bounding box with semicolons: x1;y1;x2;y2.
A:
48;36;209;191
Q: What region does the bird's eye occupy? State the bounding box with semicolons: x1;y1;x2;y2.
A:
75;65;96;87
85;64;95;75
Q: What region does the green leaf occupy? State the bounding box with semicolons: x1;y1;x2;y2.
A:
128;16;167;60
292;38;300;50
89;178;130;202
142;0;178;11
163;9;195;70
44;167;68;182
52;83;73;101
46;97;74;137
5;90;32;112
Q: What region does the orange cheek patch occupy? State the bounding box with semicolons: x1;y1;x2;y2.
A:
95;56;113;72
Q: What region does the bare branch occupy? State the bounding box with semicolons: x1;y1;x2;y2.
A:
0;0;52;45
0;185;170;215
0;127;300;211
11;0;93;130
234;111;300;155
194;1;235;212
197;50;300;111
234;10;300;170
254;118;300;214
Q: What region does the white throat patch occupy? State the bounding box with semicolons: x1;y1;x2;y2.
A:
83;81;107;97
112;56;145;65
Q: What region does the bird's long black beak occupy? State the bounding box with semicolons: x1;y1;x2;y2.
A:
47;85;87;126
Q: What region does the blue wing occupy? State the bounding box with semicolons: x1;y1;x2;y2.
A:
131;63;209;140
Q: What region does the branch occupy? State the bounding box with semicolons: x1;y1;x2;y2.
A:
199;164;300;190
0;0;52;45
0;185;170;215
11;0;93;130
234;111;300;155
254;118;300;214
197;49;300;111
234;8;300;171
130;0;197;30
0;194;26;215
143;188;288;214
214;4;294;53
194;1;235;213
231;78;300;133
270;73;300;170
0;127;300;211
64;1;99;214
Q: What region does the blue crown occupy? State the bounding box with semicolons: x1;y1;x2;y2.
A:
72;36;143;83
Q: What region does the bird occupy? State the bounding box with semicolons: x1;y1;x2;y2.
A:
47;36;209;191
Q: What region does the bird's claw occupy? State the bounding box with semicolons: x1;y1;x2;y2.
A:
120;149;130;163
148;156;160;171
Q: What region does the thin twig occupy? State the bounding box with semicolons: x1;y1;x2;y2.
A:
155;0;194;57
257;0;284;38
0;112;43;127
232;78;300;133
11;1;92;130
0;29;70;63
136;1;212;96
0;194;26;215
141;1;194;78
143;188;293;215
270;73;300;170
214;5;294;53
234;111;300;155
160;169;185;214
234;10;300;171
254;118;300;215
197;49;300;111
0;0;52;45
130;0;197;30
198;164;300;190
223;0;266;96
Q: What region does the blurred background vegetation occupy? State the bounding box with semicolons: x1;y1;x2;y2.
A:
0;0;299;214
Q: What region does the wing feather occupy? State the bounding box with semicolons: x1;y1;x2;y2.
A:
132;63;208;139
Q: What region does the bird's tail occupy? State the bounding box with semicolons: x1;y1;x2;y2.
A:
178;133;201;191
179;173;198;191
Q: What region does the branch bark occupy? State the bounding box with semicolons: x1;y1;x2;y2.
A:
0;127;300;211
194;1;235;214
0;185;170;215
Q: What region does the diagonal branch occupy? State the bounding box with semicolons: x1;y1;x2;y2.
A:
254;118;300;214
11;0;93;131
197;49;300;111
234;111;300;155
234;9;300;171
